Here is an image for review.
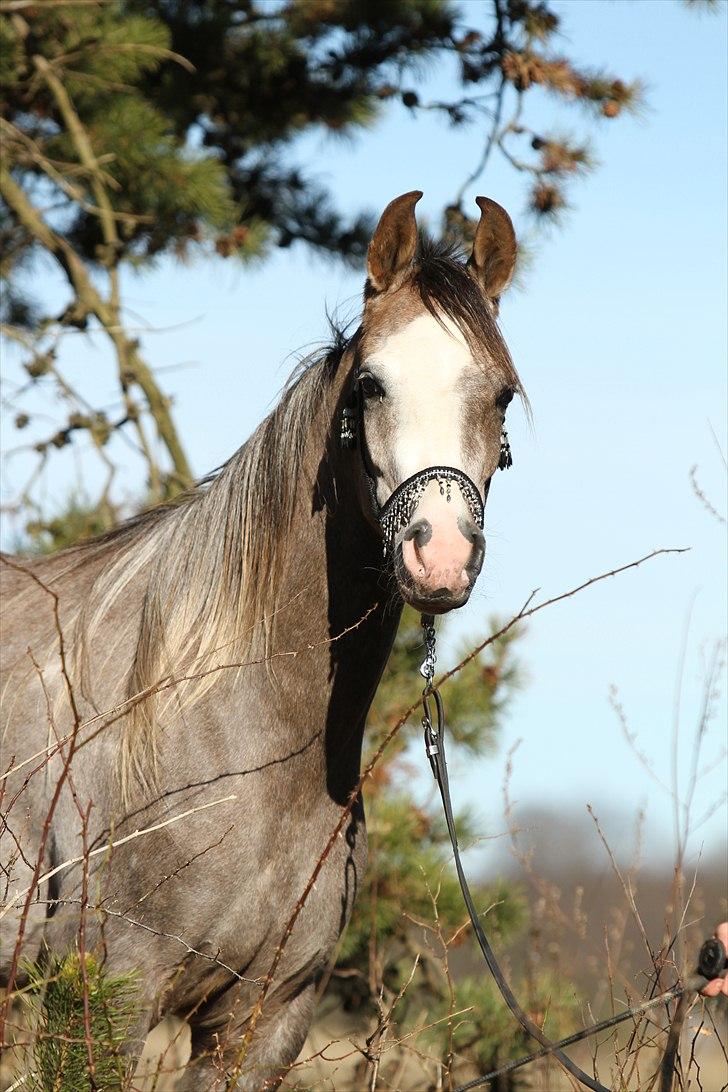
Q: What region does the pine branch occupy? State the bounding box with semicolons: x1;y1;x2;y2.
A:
32;53;120;261
0;168;192;490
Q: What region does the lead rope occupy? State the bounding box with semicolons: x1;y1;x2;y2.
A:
418;615;727;1092
418;615;610;1092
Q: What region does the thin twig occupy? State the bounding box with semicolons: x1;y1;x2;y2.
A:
0;795;237;921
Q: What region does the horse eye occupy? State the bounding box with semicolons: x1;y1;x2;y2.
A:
359;374;384;401
496;386;514;412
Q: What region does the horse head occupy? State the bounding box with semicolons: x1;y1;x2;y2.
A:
346;190;522;615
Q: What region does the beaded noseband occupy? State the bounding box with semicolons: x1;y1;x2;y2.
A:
379;466;484;551
340;387;512;553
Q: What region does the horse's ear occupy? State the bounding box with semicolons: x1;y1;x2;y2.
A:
467;196;517;301
366;190;422;294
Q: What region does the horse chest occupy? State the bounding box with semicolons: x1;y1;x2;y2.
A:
222;796;368;965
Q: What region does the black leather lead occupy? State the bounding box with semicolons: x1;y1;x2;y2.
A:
421;674;611;1092
419;615;726;1092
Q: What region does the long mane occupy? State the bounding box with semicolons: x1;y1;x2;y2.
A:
4;330;347;798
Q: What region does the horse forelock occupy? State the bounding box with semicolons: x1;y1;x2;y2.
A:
365;235;526;410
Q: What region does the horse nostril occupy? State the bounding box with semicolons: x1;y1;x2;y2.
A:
457;516;482;546
404;519;433;549
458;517;485;581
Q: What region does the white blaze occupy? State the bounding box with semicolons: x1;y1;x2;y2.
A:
367;312;474;509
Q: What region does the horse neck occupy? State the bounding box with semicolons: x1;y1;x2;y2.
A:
263;351;402;803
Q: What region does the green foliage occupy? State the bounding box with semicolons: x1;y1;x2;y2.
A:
75;97;236;259
423;970;580;1078
366;606;522;763
22;493;119;555
332;788;525;1007
2;4;237;269
22;953;137;1092
2;0;651;281
324;608;536;1069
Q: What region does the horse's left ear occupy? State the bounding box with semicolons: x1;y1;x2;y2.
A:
467;196;517;302
366;190;422;294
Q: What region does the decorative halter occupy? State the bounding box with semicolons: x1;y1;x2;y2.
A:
340;390;513;554
379;465;484;550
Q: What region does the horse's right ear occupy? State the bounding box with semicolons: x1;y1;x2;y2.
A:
467;196;517;302
366;191;422;294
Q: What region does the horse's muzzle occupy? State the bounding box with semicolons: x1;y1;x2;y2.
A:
395;516;485;614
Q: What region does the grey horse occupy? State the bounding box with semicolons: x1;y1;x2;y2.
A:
1;191;523;1088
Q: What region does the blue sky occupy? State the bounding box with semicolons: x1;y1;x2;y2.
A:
3;0;726;871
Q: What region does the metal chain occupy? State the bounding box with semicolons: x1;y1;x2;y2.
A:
419;613;437;690
420;614;441;778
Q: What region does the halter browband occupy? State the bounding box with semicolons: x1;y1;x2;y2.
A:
379;466;484;551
